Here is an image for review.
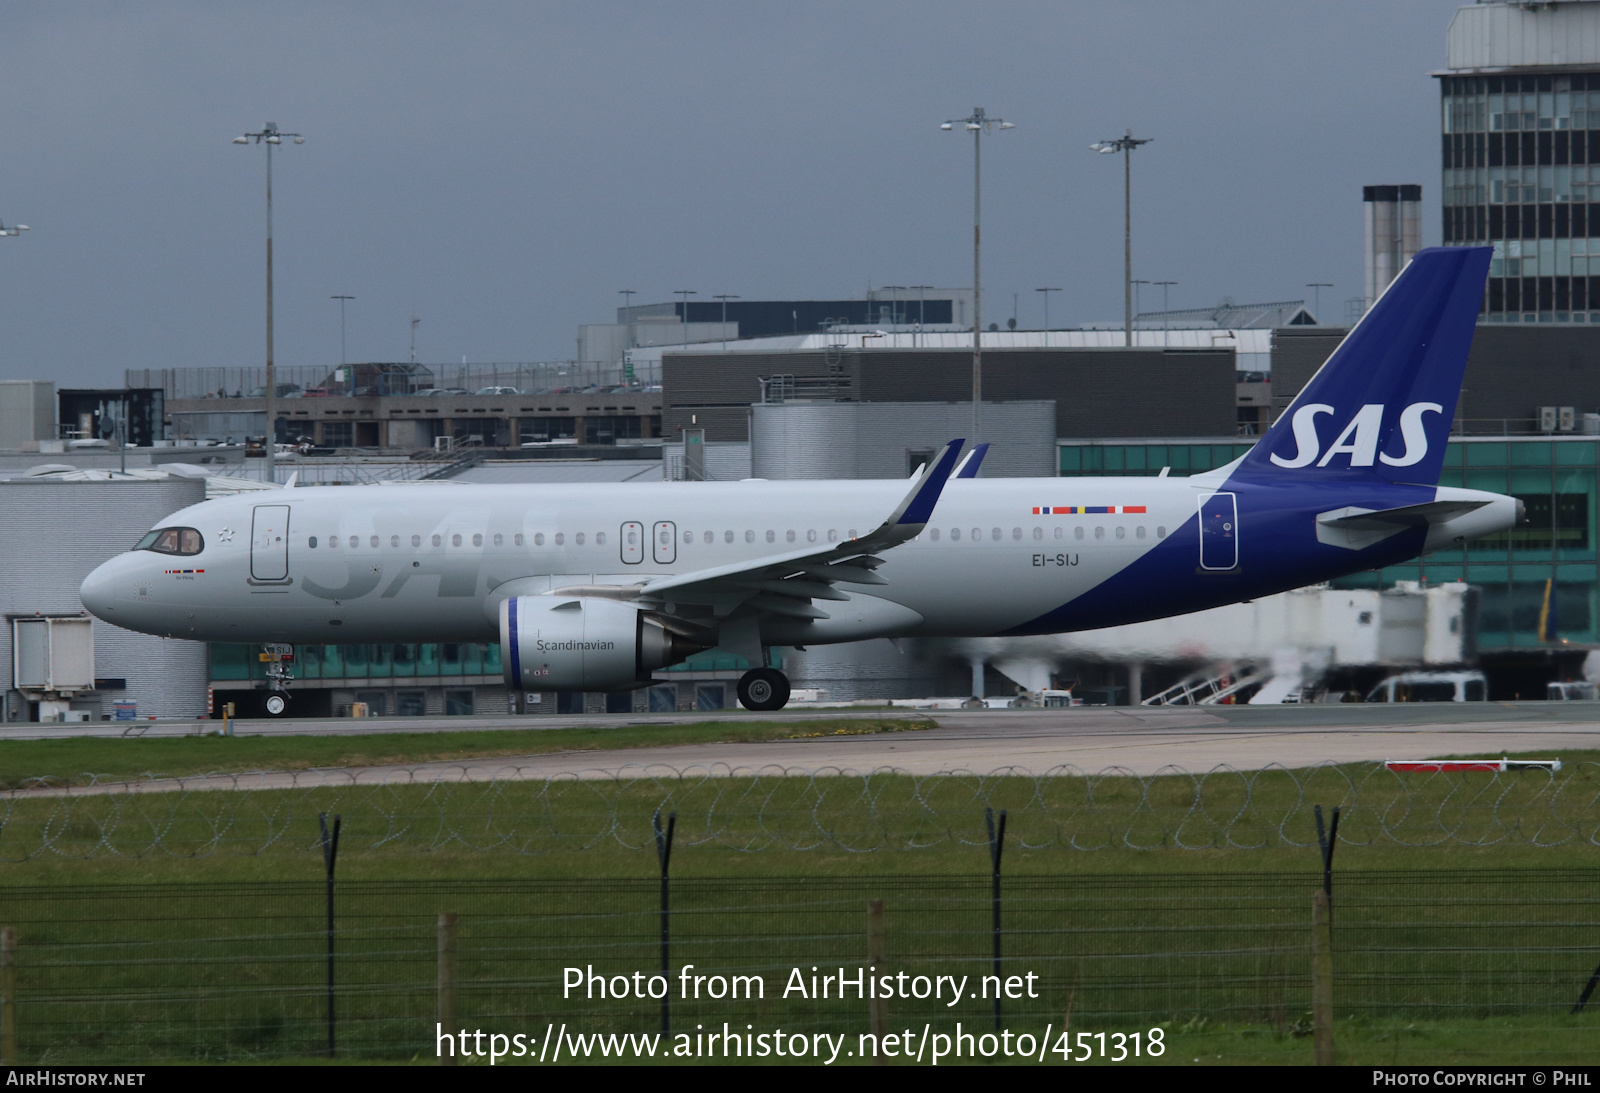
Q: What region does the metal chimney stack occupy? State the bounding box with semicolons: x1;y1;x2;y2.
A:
1363;184;1422;313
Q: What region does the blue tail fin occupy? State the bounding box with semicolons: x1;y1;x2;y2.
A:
1233;246;1491;485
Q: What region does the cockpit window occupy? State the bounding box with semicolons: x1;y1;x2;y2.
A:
136;527;204;556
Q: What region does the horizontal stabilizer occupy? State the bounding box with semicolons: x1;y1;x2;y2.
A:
1318;499;1488;531
1315;498;1489;551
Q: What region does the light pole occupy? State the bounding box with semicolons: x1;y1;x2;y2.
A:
234;122;304;483
1154;281;1177;345
674;290;697;348
942;107;1014;442
910;285;934;348
331;295;354;369
1306;283;1332;324
618;289;637;343
713;294;739;351
1090;129;1152;347
881;286;906;331
1035;287;1062;332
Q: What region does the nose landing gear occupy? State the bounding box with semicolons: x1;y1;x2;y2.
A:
736;667;791;712
261;643;295;716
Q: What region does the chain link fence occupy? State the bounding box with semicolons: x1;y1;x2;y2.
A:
1;871;1595;1064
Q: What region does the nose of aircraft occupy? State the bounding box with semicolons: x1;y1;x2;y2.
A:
79;559;118;621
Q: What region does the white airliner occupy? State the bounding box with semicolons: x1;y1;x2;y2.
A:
80;247;1519;712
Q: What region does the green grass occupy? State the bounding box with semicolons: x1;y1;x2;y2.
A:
0;716;936;789
4;873;1596;1066
1;747;1598;1065
0;755;1596;884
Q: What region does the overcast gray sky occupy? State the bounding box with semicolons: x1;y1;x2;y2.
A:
0;1;1467;386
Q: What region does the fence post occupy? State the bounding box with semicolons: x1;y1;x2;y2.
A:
653;808;677;1037
867;900;887;1063
1;926;15;1065
319;812;342;1059
1312;889;1334;1066
438;913;458;1067
986;807;1008;1033
1572;960;1600;1013
1313;804;1341;927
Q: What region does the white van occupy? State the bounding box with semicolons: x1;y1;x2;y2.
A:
1365;670;1488;703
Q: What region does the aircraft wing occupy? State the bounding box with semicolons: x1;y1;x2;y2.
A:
549;439;965;624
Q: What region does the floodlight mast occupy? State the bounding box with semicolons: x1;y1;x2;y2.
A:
1090;130;1151;348
941;108;1015;443
233;122;305;482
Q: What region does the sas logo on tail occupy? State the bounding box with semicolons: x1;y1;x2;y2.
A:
1269;402;1443;469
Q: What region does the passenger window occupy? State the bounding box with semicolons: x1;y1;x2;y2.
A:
576;532;586;545
786;530;796;542
533;533;543;546
1115;527;1126;539
930;528;941;541
555;533;565;546
1136;526;1146;539
348;535;358;548
412;534;422;547
766;530;775;543
308;536;318;548
492;533;502;546
684;530;693;544
1054;527;1063;540
991;528;1001;541
1012;528;1021;540
745;530;754;543
330;536;340;549
1074;527;1085;541
724;530;734;543
451;534;462;547
515;533;525;546
827;529;837;542
431;534;441;547
848;529;856;537
370;535;380;548
596;531;606;545
951;528;961;541
971;528;981;541
1095;527;1105;539
391;535;401;547
472;533;483;547
1156;526;1166;538
807;529;817;542
704;530;714;544
1032;527;1042;540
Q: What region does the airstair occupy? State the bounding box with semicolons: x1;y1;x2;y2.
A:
1141;664;1269;706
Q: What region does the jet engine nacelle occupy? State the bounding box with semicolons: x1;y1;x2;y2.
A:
499;595;691;692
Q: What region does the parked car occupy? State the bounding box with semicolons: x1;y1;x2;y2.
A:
475;386;520;395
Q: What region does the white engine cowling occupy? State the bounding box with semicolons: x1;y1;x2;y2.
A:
499;595;690;691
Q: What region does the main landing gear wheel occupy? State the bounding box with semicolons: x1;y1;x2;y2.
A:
737;668;791;712
264;694;288;716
